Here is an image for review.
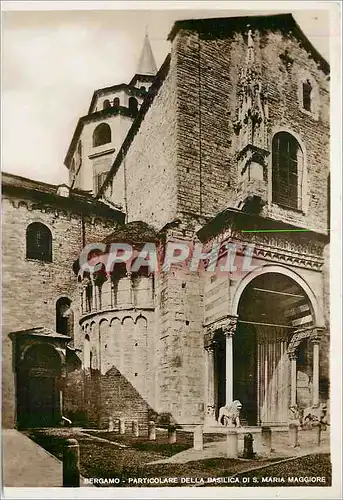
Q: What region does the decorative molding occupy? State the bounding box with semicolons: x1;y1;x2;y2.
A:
204;314;238;342
216;231;324;271
287;326;325;357
88;147;116;160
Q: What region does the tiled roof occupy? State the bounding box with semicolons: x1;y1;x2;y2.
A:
9;326;71;340
2;172;125;221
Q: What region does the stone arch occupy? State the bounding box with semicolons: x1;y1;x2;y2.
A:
84;333;91;369
231;264;324;327
128;96;138;114
89;321;98;370
26;217;55;235
99;319;110;374
19;341;65;365
103;99;111;110
92;122;111;147
122;317;134;373
110;317;122;372
56;296;74;337
18;201;29;210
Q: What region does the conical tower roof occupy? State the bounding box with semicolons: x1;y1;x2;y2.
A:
136;33;157;76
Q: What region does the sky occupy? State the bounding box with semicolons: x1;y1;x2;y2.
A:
2;1;334;185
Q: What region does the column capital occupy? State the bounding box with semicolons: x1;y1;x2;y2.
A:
311;327;324;344
222;315;238;337
204;331;215;351
288;352;297;361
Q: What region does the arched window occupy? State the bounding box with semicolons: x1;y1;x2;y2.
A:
128;97;138;114
56;297;74;337
113;97;120;108
85;281;93;312
84;334;91;369
103;99;111;110
302;79;312;112
26;222;52;262
92;123;111;147
272;132;302;210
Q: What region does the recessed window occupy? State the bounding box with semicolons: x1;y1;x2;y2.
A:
113;97;120;108
129;97;138;114
272;132;302;210
56;297;73;337
26;222;52;262
302;79;312;112
94;171;108;195
93;123;111;147
103;99;111;110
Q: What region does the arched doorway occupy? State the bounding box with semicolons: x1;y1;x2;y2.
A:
17;343;62;428
233;272;315;425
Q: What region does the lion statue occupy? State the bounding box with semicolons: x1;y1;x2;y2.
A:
302;403;328;429
217;400;242;427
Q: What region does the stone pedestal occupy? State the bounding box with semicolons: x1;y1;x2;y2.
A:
289;423;299;448
119;418;125;435
226;430;238;458
63;439;80;487
193;425;203;451
148;420;156;441
168;425;177;444
132;420;139;437
261;426;272;453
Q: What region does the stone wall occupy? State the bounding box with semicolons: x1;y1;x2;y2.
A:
109;61;179;230
173;27;329;233
1;192;120;427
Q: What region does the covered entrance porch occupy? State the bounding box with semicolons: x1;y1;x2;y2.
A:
10;327;70;429
204;271;326;427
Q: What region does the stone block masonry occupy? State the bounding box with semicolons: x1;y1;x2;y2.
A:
1;193;121;427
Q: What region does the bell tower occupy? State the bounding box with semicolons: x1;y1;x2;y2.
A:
64;32;157;196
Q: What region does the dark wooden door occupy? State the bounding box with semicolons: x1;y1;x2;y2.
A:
27;376;57;427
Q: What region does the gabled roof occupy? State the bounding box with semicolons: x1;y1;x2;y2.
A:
168;13;329;75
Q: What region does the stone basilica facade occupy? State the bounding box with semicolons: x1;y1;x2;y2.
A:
2;14;330;431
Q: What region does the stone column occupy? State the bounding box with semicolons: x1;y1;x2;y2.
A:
204;340;216;425
289;353;297;407
223;316;238;406
91;276;97;311
312;339;320;407
102;275;112;309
